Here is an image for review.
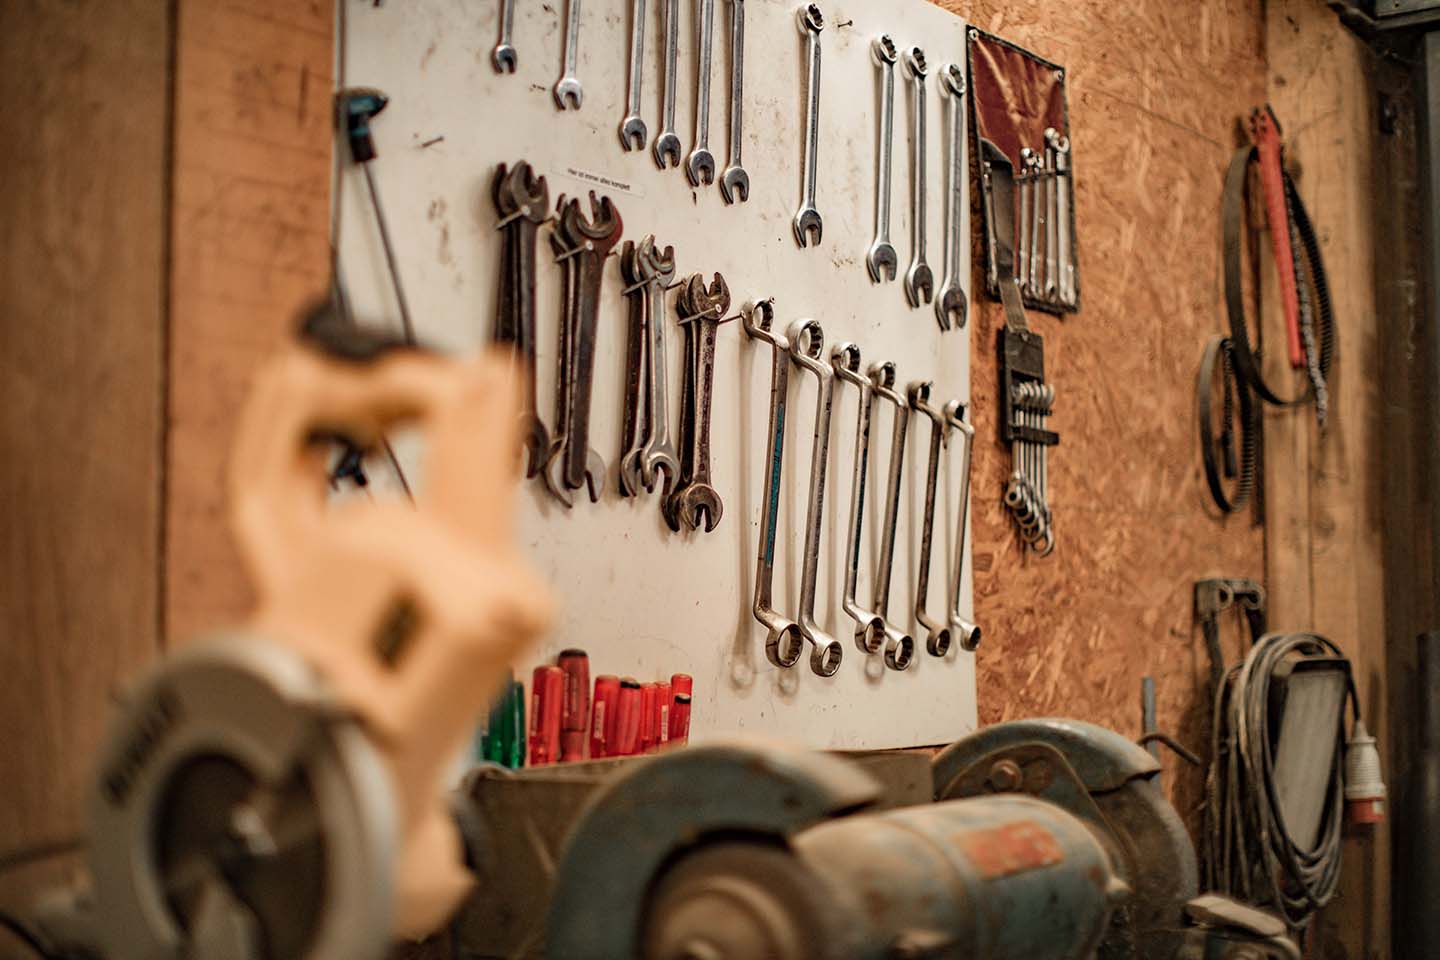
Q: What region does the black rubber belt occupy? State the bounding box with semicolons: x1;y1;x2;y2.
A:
1197;335;1255;514
1222;146;1334;407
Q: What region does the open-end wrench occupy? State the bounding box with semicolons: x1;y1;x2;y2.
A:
832;343;887;655
865;35;898;283
637;239;679;495
1043;128;1060;301
719;0;749;204
553;0;583;110
619;0;648;150
686;0;718;186
652;0;682;168
934;63;968;330
1027;148;1045;296
493;162;550;477
908;382;950;657
1016;147;1034;289
618;239;649;497
788;319;843;677
792;4;824;248
557;194;622;501
1051;131;1074;306
543;220;578;507
903;47;933;307
944;400;980;650
670;272;730;532
492;0;517;73
869;362;916;671
743;300;805;670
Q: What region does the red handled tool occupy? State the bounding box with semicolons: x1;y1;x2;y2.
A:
614;678;643;755
670;673;692;698
590;674;620;758
654;680;672;749
529;665;564;766
1250;106;1303;370
558;648;590;761
669;693;691;745
639;683;658;753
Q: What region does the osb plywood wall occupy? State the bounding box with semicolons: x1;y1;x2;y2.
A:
939;0;1266;823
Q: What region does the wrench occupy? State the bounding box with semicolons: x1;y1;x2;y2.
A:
832;344;887;655
903;47;933;307
944;400;980;650
865;35;898;283
1051;132;1074;306
619;0;648;150
493;162;550;478
719;0;749;204
543;222;578;507
743;300;805;670
553;0;583;110
792;4;824;247
1027;148;1045;296
492;0;517;73
909;382;950;657
669;272;730;532
934;63;968;330
870;362;916;671
1016;147;1034;289
788;319;843;677
1043;128;1060;301
652;0;682;168
686;0;718;186
637;239;680;495
618;239;649;497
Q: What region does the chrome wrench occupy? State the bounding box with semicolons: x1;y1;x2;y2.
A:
492;0;517;73
743;301;805;669
944;400;980;650
553;0;583;110
1052;132;1074;306
903;47;933;307
788;320;843;677
1026;149;1044;296
652;0;682;168
1043;127;1060;301
792;4;824;247
832;343;889;655
909;381;950;657
637;239;680;495
686;0;717;186
719;0;749;203
865;35;898;283
934;63;968;330
619;0;648;150
870;363;916;670
1017;147;1034;289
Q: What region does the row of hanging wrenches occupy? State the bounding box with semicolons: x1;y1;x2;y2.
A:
1015;127;1076;310
745;302;978;678
1003;380;1056;554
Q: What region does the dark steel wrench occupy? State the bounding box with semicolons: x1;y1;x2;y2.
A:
870;363;915;670
719;0;749;203
832;343;887;655
944;400;980;650
618;239;649;497
493;162;550;478
935;63;968;330
619;0;648;150
909;381;950;657
743;301;804;669
670;272;729;532
788;319;843;677
792;4;824;247
652;0;682;168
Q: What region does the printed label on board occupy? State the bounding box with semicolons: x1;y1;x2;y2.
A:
556;165;646;199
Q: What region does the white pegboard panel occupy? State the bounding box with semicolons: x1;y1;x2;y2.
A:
337;0;975;748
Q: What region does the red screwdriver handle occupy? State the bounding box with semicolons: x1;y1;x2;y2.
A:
1251;106;1304;370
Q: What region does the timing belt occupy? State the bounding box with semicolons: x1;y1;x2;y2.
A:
1197;335;1255;514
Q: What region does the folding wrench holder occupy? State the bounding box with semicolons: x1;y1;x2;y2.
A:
968;29;1079;314
999;326;1058;552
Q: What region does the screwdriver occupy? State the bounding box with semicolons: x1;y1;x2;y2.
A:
530;665;564;766
590;675;620;758
638;683;658;754
614;679;643;756
654;680;672;751
670;693;691;746
558;649;590;761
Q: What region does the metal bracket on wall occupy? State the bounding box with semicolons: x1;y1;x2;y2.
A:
1194;578;1267;696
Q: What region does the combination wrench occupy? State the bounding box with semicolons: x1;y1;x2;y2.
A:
1027;148;1045;296
637;239;680;496
669;272;729;532
944;400;980;650
903;47;934;307
492;0;517;73
909;382;950;657
1043;128;1060;301
743;301;805;670
832;344;889;656
788;320;843;677
617;239;649;497
865;35;899;283
619;0;648;150
686;0;718;186
1052;131;1074;306
652;0;682;168
934;63;968;330
719;0;749;204
553;0;583;110
792;4;824;248
869;362;916;671
1016;147;1035;289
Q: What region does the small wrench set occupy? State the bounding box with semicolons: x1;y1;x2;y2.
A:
744;302;978;678
967;28;1081;316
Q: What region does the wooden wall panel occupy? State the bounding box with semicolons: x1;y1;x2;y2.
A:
0;0;169;878
934;0;1267;825
166;0;335;641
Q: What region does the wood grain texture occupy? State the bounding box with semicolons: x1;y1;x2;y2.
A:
933;0;1267;828
166;0;335;641
0;0;168;863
